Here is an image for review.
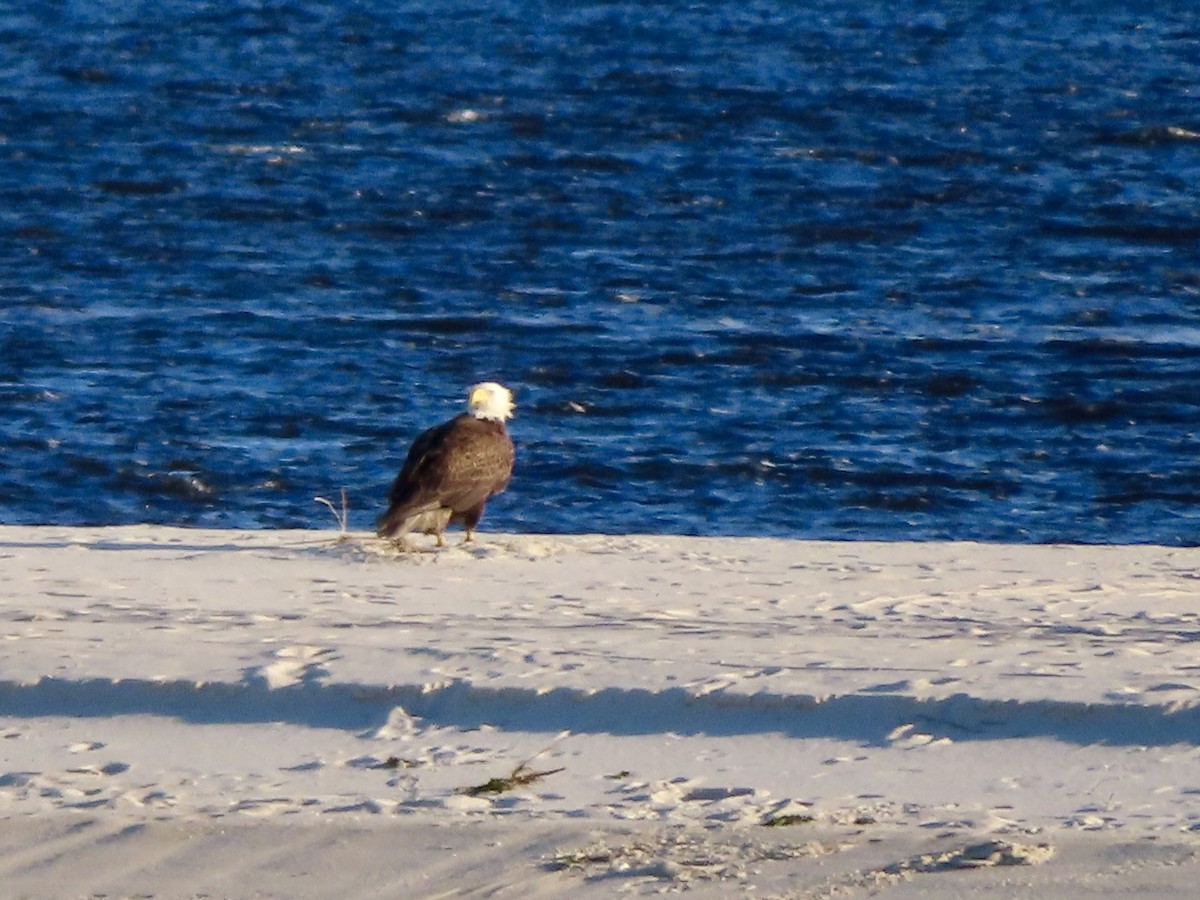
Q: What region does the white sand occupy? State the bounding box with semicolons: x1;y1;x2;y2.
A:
1;526;1198;897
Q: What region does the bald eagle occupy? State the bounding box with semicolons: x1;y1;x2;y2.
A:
377;382;515;548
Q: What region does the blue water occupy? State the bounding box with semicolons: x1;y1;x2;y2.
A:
3;2;1200;543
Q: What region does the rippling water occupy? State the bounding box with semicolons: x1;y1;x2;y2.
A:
3;2;1200;543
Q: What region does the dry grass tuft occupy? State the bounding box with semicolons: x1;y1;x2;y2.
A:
314;488;351;540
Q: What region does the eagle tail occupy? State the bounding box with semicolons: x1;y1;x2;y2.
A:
376;503;414;539
377;501;450;542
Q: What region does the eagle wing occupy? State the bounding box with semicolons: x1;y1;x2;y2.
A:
378;415;513;537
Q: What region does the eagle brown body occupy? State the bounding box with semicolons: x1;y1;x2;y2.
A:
377;383;515;548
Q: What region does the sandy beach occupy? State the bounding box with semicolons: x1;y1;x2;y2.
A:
1;526;1198;897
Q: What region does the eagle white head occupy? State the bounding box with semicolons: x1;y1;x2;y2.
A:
467;382;515;421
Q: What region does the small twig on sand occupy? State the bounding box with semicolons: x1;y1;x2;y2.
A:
461;734;570;797
314;488;350;538
462;762;566;797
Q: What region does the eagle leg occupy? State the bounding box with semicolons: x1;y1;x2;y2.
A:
460;503;485;545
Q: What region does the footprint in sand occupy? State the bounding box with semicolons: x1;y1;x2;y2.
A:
65;762;130;777
885;840;1054;873
68;741;106;753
